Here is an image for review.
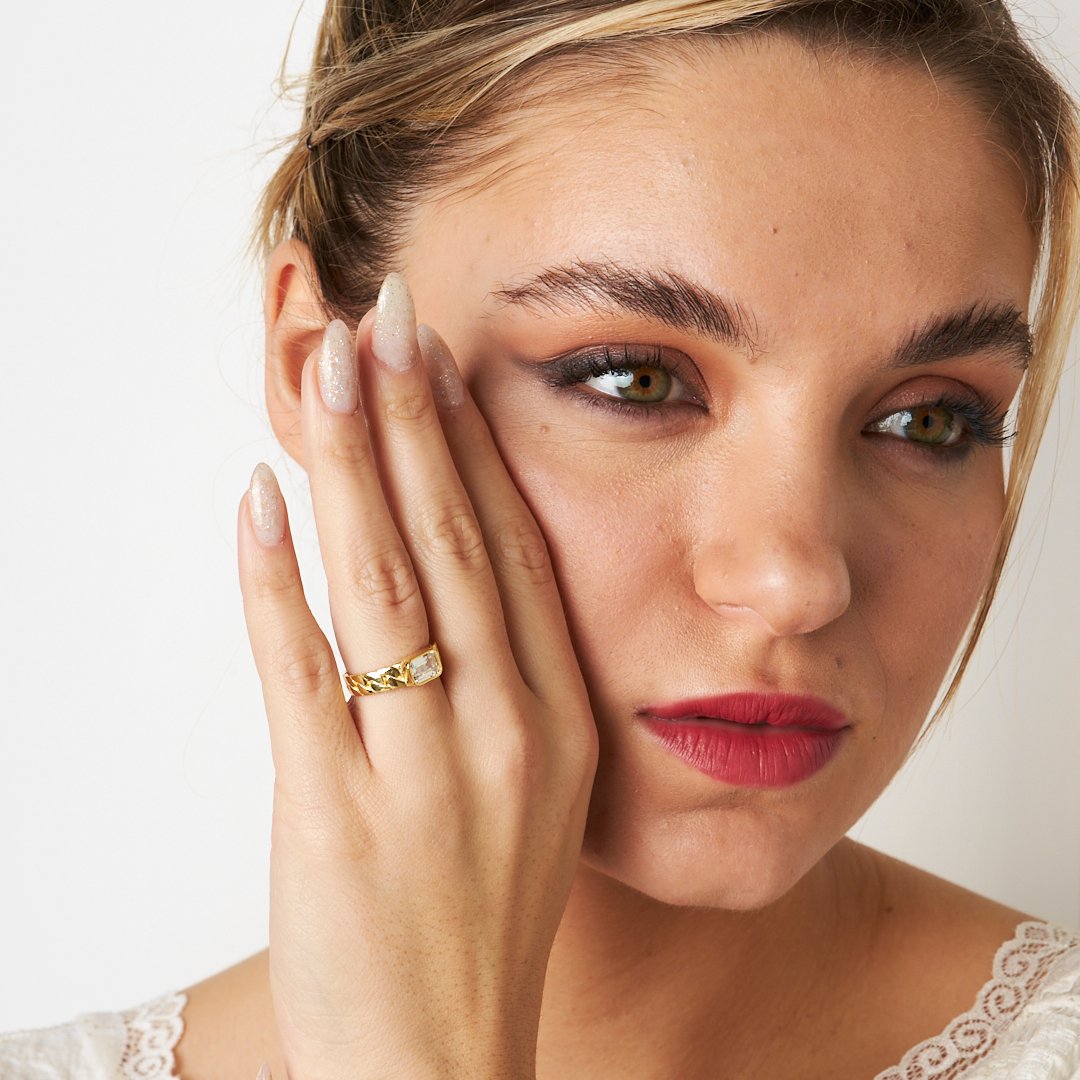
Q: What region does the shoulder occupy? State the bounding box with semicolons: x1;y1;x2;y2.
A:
856;844;1080;1079
173;949;283;1080
858;842;1048;965
973;923;1080;1078
0;991;186;1080
875;920;1080;1079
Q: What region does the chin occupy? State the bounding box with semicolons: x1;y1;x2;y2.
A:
579;797;837;911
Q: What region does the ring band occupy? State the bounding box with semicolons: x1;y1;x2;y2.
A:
343;643;443;696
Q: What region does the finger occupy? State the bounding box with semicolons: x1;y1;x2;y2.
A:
357;276;519;692
238;463;369;798
300;315;449;770
416;324;585;708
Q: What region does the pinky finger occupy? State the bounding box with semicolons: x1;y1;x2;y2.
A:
239;463;368;800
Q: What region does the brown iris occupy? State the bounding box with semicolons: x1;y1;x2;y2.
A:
901;405;961;446
611;365;673;404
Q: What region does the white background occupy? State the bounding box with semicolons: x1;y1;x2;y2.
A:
1;0;1078;1032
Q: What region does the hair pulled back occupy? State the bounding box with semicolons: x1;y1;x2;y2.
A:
258;0;1080;736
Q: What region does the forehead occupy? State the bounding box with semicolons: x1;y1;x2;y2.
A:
406;34;1034;342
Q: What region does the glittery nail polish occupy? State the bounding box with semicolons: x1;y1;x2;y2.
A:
417;324;464;408
249;463;286;546
372;273;417;372
318;319;358;413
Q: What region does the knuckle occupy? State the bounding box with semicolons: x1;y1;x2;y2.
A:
322;433;373;473
249;554;300;601
272;632;340;699
493;518;553;586
383;387;437;428
354;546;420;610
416;504;488;570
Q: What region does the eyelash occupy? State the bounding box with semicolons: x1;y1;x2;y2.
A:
535;345;1016;458
535;345;700;419
865;391;1014;461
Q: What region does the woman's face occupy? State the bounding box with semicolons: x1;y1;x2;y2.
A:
391;35;1033;909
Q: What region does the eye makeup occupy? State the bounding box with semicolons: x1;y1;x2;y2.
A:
520;338;1015;464
530;343;707;420
863;389;1013;462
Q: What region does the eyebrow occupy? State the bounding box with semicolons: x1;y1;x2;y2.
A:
487;258;1032;372
893;301;1031;372
490;258;763;357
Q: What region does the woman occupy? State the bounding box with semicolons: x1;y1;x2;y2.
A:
3;0;1079;1077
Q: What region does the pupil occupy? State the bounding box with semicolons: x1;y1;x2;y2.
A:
639;373;653;389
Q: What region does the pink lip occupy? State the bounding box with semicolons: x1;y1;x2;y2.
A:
639;692;850;788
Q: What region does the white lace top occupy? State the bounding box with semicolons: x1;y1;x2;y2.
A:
2;921;1078;1079
0;989;188;1079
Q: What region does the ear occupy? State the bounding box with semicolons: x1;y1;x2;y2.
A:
264;239;330;467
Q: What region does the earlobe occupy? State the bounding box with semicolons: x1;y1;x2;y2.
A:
264;239;329;467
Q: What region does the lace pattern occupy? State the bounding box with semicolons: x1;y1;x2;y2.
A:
117;990;187;1079
875;920;1080;1080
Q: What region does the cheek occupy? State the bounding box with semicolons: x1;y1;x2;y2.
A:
484;414;691;713
506;446;675;644
849;471;1004;731
512;446;1002;740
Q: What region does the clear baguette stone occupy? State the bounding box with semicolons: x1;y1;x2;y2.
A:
409;649;441;685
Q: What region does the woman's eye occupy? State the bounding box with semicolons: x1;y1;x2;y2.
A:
584;364;675;404
532;345;702;417
868;404;967;447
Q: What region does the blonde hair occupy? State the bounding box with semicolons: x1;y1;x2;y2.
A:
258;0;1080;734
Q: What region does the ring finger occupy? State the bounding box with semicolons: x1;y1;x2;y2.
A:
301;308;443;770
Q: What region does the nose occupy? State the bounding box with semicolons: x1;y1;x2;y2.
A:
691;458;852;639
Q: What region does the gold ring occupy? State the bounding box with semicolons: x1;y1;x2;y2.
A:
343;643;443;696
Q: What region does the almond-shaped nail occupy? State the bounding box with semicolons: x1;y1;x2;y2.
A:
249;463;286;546
256;1063;272;1080
417;324;464;409
319;319;358;413
372;273;417;372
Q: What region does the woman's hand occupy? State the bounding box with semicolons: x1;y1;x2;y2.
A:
238;274;599;1080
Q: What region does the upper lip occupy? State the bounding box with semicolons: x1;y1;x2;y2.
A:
641;692;850;732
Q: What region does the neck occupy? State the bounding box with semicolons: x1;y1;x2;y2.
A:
536;838;886;1078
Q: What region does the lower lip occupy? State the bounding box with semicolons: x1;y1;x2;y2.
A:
640;716;847;788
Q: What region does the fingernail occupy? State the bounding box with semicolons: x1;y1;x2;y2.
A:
372;273;417;372
319;319;358;413
416;324;465;408
256;1063;272;1080
249;463;286;546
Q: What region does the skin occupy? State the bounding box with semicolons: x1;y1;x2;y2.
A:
177;34;1038;1080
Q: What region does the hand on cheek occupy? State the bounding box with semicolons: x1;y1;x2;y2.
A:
238;274;598;1080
